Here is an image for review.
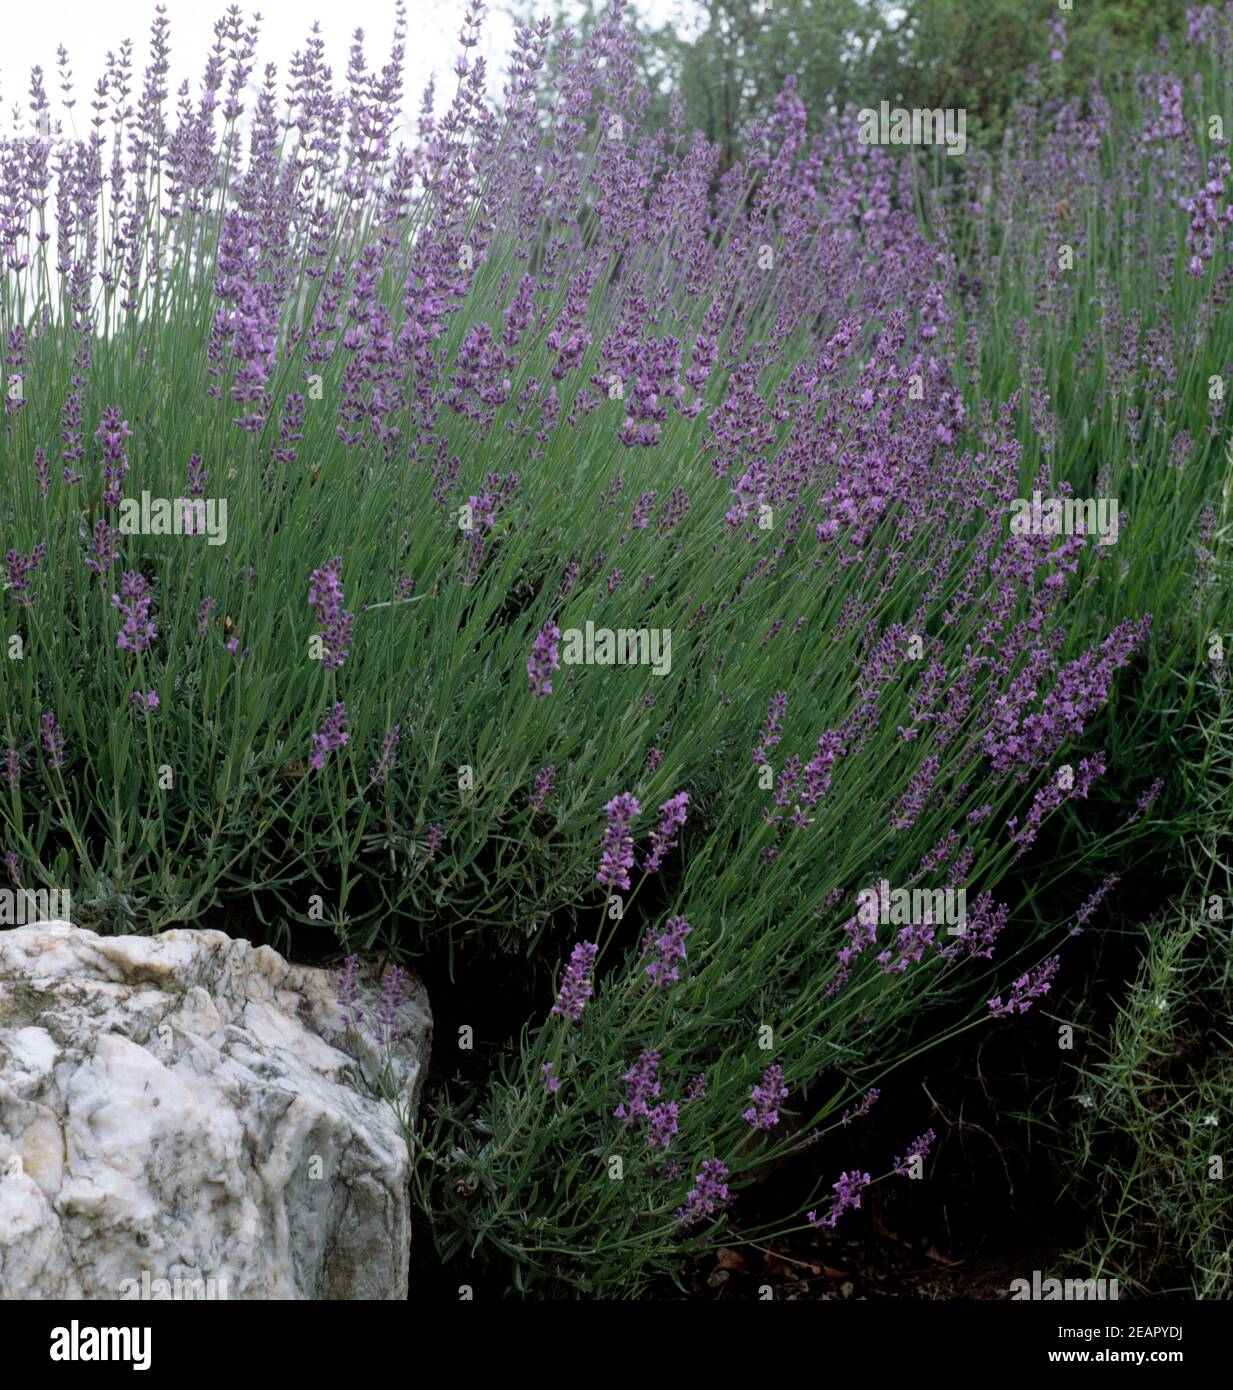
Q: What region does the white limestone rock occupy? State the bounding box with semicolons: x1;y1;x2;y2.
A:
0;922;431;1300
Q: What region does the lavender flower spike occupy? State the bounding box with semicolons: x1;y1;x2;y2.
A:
808;1169;871;1230
552;940;598;1022
644;791;689;873
597;792;640;891
988;955;1061;1017
527;621;561;699
310;702;350;770
308;556;356;672
337;954;363;1029
743;1064;788;1130
676;1159;731;1227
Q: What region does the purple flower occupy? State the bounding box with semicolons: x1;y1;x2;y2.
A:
1048;16;1067;63
1012;753;1107;856
754;691;788;766
2;749;19;789
369;724;402;784
527;620;561;699
310;702;350;769
614;1048;660;1125
529;764;555;812
552;940;598;1022
676;1159;731;1227
95;406;132;508
40;713;64;770
644;791;689;872
629;489;657;531
877;919;936;975
128;690;159;711
685;1072;708;1103
842;1087;880;1126
4;544;47;609
541;1061;561;1093
112;571;157;652
646;1102;680;1152
596;792;639;891
743;1064;788;1131
186;452;208;497
1125;778;1164;826
425;824;445;858
4;850;20;885
197;595;215;637
809;1169;870;1230
798;731;845;810
308;556;355;671
891;755;939;832
1068;874;1120;936
893;1128;937;1176
642;914;692;987
374;964;406;1047
988;955;1060;1017
84;520;118;586
337;954;363;1029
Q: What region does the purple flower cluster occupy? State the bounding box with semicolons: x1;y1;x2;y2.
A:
527;621;560;699
676;1159;731;1227
1068;874;1120;937
613;1049;678;1149
809;1169;870;1230
1125;779;1164;826
375;965;406;1048
644;791;689;873
40;713;64;770
552;940;598;1023
112;572;157;652
95;407;132;508
743;1064;788;1131
893;1128;937;1176
337;954;363;1029
308;557;356;671
369;724;402;785
842;1087;880;1126
1182;150;1233;278
596;792;639;892
83;522;118;587
310;702;349;770
529;764;556;812
641;914;692;987
988;955;1061;1017
890;755;939;833
753;691;788;767
4;545;47;609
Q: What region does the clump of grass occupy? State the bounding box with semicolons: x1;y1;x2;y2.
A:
1043;492;1233;1298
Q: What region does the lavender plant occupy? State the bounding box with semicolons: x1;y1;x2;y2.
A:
1;0;1230;1295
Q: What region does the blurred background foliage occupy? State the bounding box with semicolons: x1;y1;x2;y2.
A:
510;0;1190;160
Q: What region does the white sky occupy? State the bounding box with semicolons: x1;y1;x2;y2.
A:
1;0;689;140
